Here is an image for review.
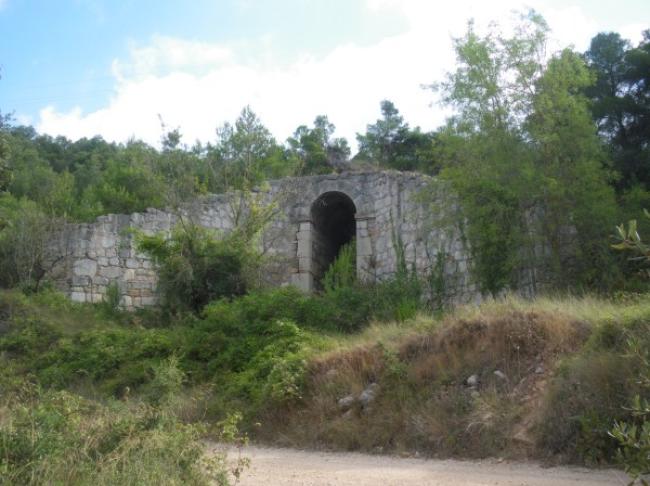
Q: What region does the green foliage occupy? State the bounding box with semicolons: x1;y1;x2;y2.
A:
319;239;423;326
0;114;11;192
610;396;650;484
0;194;67;291
208;106;297;191
355;100;437;172
137;223;258;314
539;318;650;464
431;11;618;294
0;105;309;226
287;115;350;174
586;31;650;191
322;241;356;292
0;382;239;485
613;211;650;271
606;327;650;483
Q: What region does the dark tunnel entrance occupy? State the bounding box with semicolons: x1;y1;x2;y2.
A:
310;191;357;289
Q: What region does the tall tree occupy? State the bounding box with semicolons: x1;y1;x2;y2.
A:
287;115;350;175
430;11;548;295
431;10;618;293
0;114;10;192
356;100;436;172
527;49;617;285
585;31;650;189
208;106;291;191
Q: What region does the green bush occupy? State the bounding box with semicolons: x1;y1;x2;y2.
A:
137;223;259;314
0;383;235;485
538;320;650;463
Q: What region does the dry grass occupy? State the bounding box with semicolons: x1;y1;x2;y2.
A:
256;293;650;460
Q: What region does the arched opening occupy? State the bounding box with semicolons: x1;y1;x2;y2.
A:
310;191;357;289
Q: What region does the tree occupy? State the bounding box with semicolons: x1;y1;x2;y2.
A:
137;223;255;313
585;31;650;190
0;194;69;291
287;115;350;175
429;11;548;295
0;114;10;192
356;100;436;172
433;11;549;134
430;10;618;294
527;49;618;286
207;106;292;191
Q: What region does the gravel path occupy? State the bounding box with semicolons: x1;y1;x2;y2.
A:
209;444;628;485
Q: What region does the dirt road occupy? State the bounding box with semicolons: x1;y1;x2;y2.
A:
211;444;627;486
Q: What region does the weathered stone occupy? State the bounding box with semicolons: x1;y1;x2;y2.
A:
494;370;507;381
70;291;86;302
125;258;139;269
73;259;97;277
337;395;355;411
466;375;479;387
99;266;122;279
359;383;379;408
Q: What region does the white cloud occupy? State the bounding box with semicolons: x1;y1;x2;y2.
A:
618;23;647;45
112;36;233;80
35;0;623;151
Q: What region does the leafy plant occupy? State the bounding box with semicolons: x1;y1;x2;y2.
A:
137;222;258;314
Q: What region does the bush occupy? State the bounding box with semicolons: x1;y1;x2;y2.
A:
538;320;650;464
0;383;237;485
137;222;260;314
0;194;67;291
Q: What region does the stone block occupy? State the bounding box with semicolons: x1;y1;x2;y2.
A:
73;259;97;277
297;239;311;258
290;273;312;292
91;293;104;303
126;258;139;269
140;297;157;306
356;237;373;256
72;275;91;286
298;257;311;272
70;292;86;302
99;266;122;279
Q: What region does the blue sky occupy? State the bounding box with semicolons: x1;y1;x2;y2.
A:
0;0;648;147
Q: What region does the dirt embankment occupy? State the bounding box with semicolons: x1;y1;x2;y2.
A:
211;444;627;486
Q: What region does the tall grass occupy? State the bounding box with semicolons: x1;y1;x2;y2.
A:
0;358;245;485
256;292;650;463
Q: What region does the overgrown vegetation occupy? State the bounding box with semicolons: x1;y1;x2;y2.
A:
5;287;650;475
1;9;650;483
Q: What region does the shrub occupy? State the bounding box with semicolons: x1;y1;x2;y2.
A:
137;222;260;314
538;320;650;463
322;241;356;293
0;383;237;485
0;194;68;292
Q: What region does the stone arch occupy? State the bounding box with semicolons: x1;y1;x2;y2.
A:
310;191;357;289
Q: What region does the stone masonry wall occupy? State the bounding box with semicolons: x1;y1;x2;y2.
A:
56;170;480;309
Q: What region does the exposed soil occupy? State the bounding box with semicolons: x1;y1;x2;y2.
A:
210;444;627;485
